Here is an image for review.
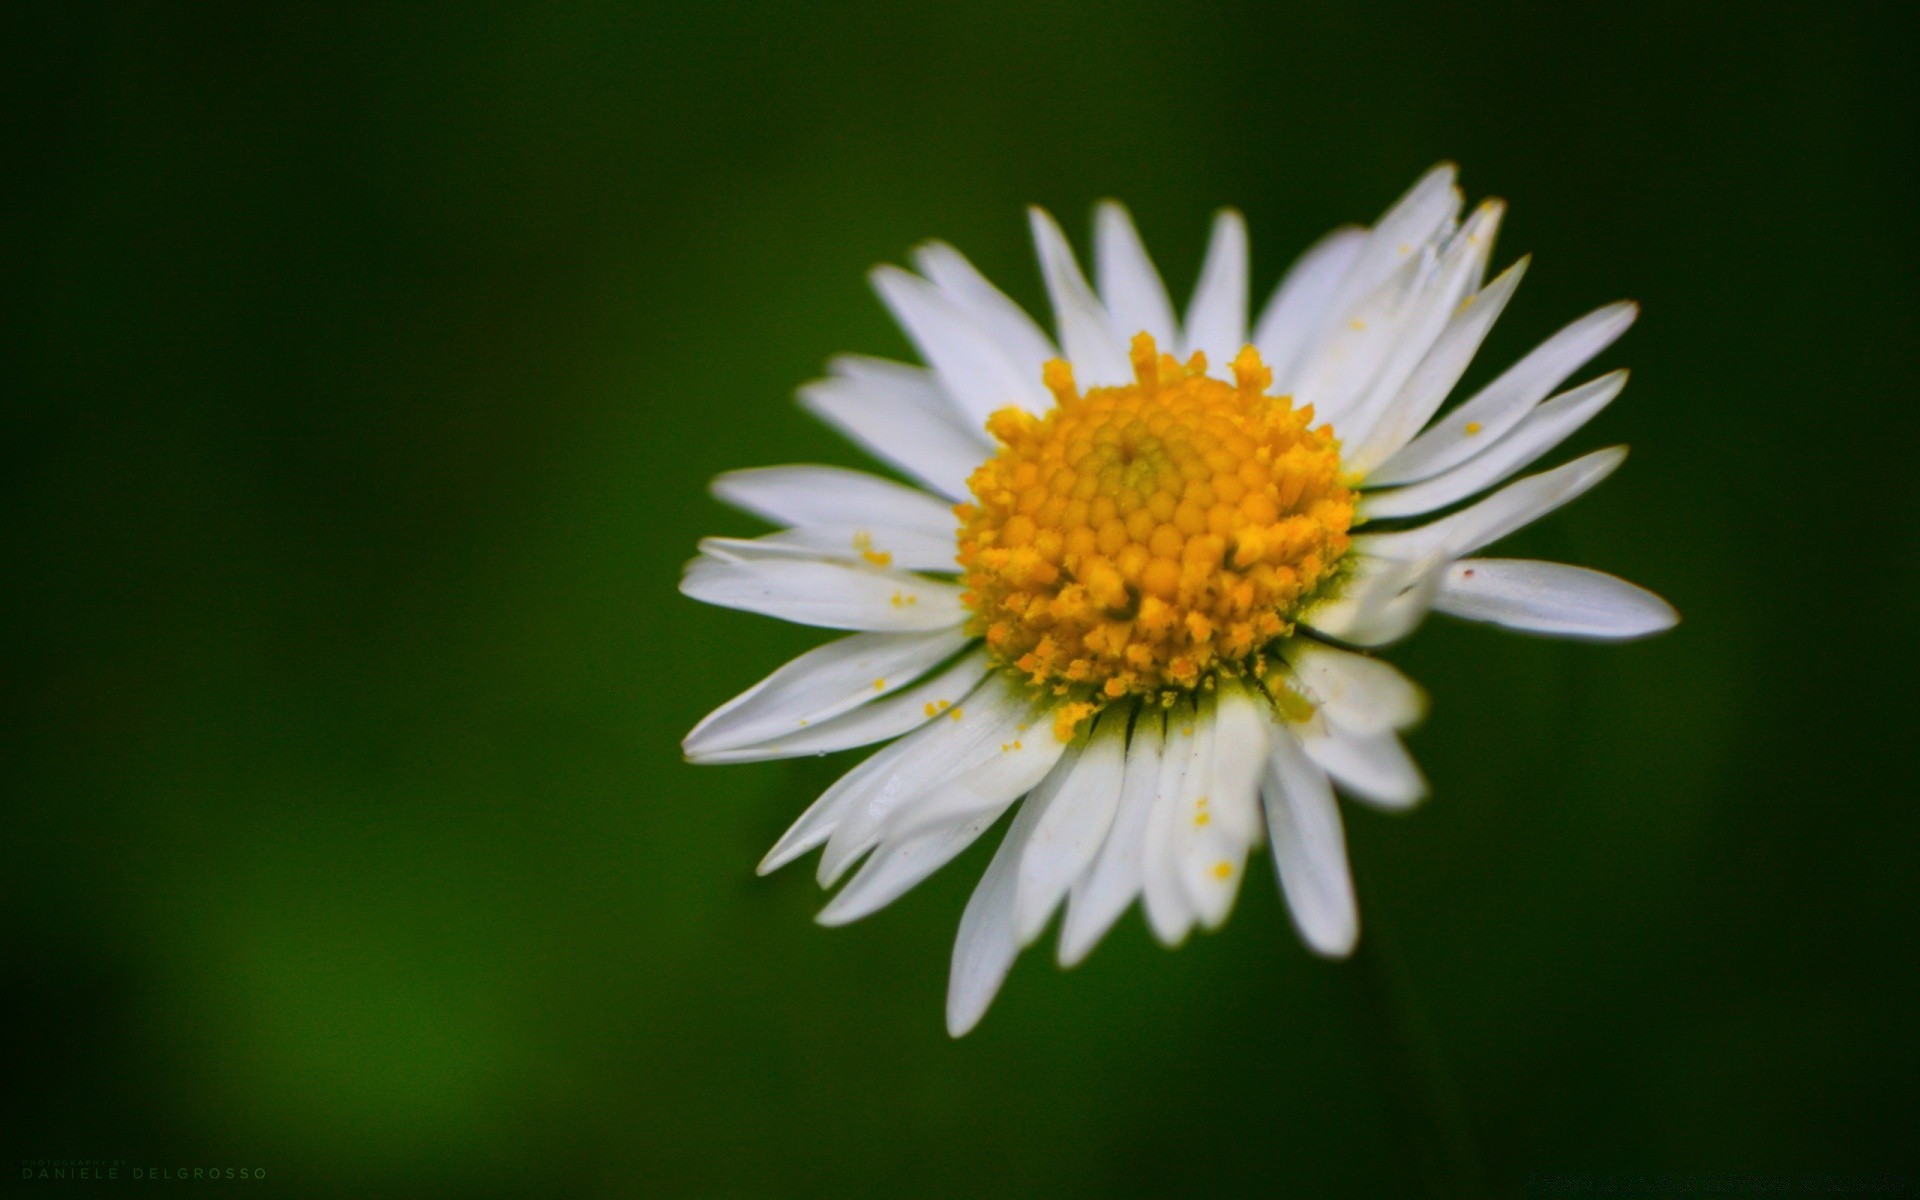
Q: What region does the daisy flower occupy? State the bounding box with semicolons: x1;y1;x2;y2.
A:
680;164;1676;1036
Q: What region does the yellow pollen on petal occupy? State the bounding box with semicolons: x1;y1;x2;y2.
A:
957;332;1354;698
1464;421;1483;435
1211;861;1234;880
854;530;893;567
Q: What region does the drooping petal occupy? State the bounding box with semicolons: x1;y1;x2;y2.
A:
1369;300;1637;486
1355;446;1627;562
710;465;956;537
1140;705;1201;946
1434;559;1678;640
1059;709;1163;966
679;555;967;632
1298;551;1448;648
946;771;1057;1037
1296;716;1427;810
1093;201;1179;351
1262;725;1359;957
871;264;1052;427
1014;711;1128;944
692;649;990;766
1252;226;1367;391
683;628;972;759
1281;641;1427;734
815;673;1040;884
1029;207;1132;386
1360;371;1627;519
1175;681;1270;929
1181;209;1249;374
1321;163;1462;333
815;809;1005;927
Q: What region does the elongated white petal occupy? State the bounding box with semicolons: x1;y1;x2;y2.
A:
1343;250;1527;476
1435;559;1678;640
1262;726;1358;957
871;264;1050;428
1323;164;1461;328
912;241;1059;385
1356;446;1626;562
683;628;970;758
1370;301;1637;486
799;373;987;501
680;556;966;632
756;664;997;875
1181;209;1249;373
1334;201;1507;452
1298;551;1447;647
711;465;955;537
1015;712;1127;944
1281;641;1427;734
1253;226;1367;391
1297;717;1427;810
816;809;1003;926
1291;247;1431;427
1029;207;1132;386
698;523;959;575
946;773;1055;1037
879;718;1068;841
825;353;993;444
694;649;990;765
1176;682;1269;928
816;674;1037;884
1360;371;1627;519
1059;711;1163;966
1094;201;1179;351
1140;707;1200;946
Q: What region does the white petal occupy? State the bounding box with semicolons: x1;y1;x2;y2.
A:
1370;301;1637;486
1181;209;1249;374
698;523;959;574
1333;201;1508;452
1059;710;1163;966
1281;642;1427;734
878;715;1069;841
1355;446;1627;562
911;241;1058;386
1014;711;1127;944
1093;201;1179;351
1176;682;1270;929
1140;706;1200;946
1322;164;1462;332
1290;247;1431;427
1253;226;1367;392
1298;551;1447;647
946;774;1054;1037
825;354;992;447
1434;559;1679;640
693;649;990;766
1342;248;1527;477
1028;207;1132;386
815;673;1037;885
799;371;988;501
1262;725;1358;957
683;628;971;758
710;465;955;537
815;809;1003;927
1297;716;1427;810
754;663;998;875
1359;370;1627;520
871;264;1051;428
679;555;967;632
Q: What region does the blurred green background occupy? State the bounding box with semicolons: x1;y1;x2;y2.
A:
5;2;1915;1196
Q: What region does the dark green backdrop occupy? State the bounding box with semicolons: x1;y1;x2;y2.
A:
6;3;1915;1196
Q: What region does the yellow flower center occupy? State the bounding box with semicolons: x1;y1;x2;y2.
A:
956;333;1355;722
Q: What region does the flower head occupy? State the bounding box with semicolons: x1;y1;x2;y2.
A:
681;165;1676;1035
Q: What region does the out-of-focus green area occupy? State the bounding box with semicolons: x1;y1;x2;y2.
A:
4;2;1914;1196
